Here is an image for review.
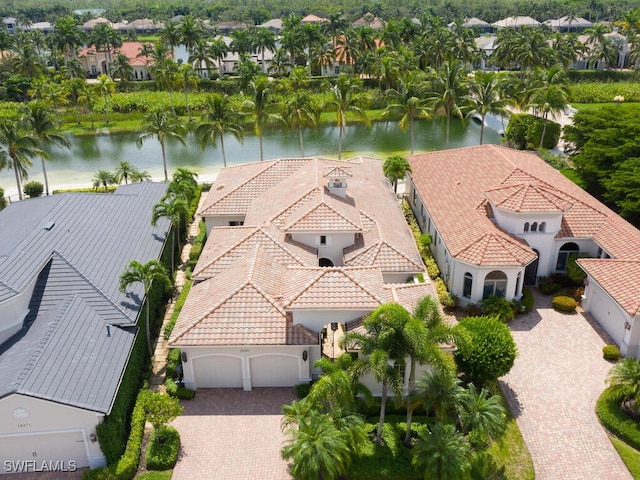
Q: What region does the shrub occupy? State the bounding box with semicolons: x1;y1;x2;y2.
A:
146;426;181;470
23;180;44;198
568;82;640;103
539;282;561;295
603;345;621;361
0;187;6;210
435;278;457;309
455;316;518;385
166;348;181;380
176;386;196;399
163;279;192;340
552;295;578;312
566;287;585;303
505;113;561;150
519;288;534;313
480;294;514;323
188;222;207;270
424;256;440;279
567;253;590;285
596;386;640;451
295;383;312;398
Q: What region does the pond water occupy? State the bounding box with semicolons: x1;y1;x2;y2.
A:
0;118;501;198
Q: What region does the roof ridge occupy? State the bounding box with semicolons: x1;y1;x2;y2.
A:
378;241;425;270
192;227;255;277
283;269;325;308
341;268;387;304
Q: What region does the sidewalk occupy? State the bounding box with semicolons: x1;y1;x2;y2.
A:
149;196;206;392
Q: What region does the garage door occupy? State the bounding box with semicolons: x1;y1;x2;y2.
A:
0;430;88;474
193;356;243;388
250;355;299;387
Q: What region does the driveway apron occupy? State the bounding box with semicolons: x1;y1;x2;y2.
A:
171;388;295;480
500;292;632;480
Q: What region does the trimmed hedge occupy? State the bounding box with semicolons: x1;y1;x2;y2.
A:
520;288;534;313
163;279;192;340
505;113;561;150
188;221;207;271
552;295;578;312
603;345;621;361
566;70;640;83
435;277;457;309
596;386;640;451
23;181;44;198
146;426;181;470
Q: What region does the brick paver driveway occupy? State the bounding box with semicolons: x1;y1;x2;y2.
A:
171;388;296;480
500;292;632;480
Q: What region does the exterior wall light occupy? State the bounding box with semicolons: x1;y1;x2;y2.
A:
302;350;308;362
89;433;97;443
181;351;188;363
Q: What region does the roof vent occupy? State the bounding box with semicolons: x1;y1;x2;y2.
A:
42;221;55;231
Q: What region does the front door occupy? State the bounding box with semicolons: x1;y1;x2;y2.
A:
524;250;539;286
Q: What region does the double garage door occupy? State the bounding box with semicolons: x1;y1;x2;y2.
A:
193;355;299;388
0;431;88;474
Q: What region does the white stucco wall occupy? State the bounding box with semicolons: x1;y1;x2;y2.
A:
0;394;105;469
492;208;563;237
0;278;38;345
450;262;525;305
291;232;355;267
204;216;247;235
178;344;320;391
292;309;371;333
358;361;432;397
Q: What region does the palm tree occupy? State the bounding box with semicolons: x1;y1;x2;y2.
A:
607;357;640;415
92;169;117;192
468;71;510;145
119;259;171;356
96;74;115;124
111;52;133;83
419;368;465;423
382;155;411;193
53;16;85;64
281;410;352;480
242;75;281;161
21;100;71;196
282;91;318;158
90;24;119;74
189;38;215;79
152;193;189;274
383;72;430;154
300;22;325;77
0;28;13;60
527;68;570;149
168;168;199;204
341;303;408;444
62;77;90;124
114;161;140;184
207;37;228;76
137;109;187;182
268;48;292;77
149;52;180;114
253;28;276;74
229;29;254;56
457;384;507;447
327;75;369;159
196;93;244;168
179;16;204;58
0;119;43;201
177;64;199;121
412;422;471;480
160;21;181;53
429;59;470;149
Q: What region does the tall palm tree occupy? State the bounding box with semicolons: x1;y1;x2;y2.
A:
111;52;133;83
92;169;117;192
90;24;120;74
383;72;430;154
53;16;85;64
242;75;281;161
253;28;276;74
177;64;199;121
119;259;171;356
607;357;640;414
0;119;43;201
327;75;369;159
96;74;115;124
429;59;470;149
268;48;292;77
341;303;408;444
196;93;244;168
528;71;569;149
189;38;215;78
178;15;204;58
282;91;318;158
168;168;199;204
412;422;471;480
300;22;325;78
229;29;254;56
137;109;187;182
206;37;228;76
468;70;510;145
21;100;71;196
62;77;90;125
152;193;189;274
114;161;139;185
160;21;181;53
149;52;180;114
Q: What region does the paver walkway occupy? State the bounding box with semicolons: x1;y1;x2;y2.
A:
171;388;296;480
500;291;632;480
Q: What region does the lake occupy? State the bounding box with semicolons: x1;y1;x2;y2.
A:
0;118;501;198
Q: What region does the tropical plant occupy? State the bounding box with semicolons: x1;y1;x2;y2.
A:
468;71;510;145
92;169;117;192
96;74;115;124
142;392;183;439
282;91;318;158
418;368;464;423
137;109;187;182
457;384;507;447
412;422;471;480
607;357;640;416
152;193;189;274
114;161;139;185
196;93;245;168
479;294;514;323
242;75;281;161
23;180;43;198
326;75;369;159
429;59;470;149
0;119;43;201
382;154;411;193
119;259;171;356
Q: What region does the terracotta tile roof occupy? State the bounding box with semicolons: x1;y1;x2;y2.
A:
323;166;352;178
192;225;317;280
344;226;424;272
408;145;640;267
283;266;387;309
578;259;640;316
456;232;537;266
284;198;362;232
484;182;573;213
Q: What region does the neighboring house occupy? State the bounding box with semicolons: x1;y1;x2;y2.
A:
544;16;593;32
169;157;434;394
352;15;385;29
449;17;493;34
0;183;170;472
216;21;250;34
22;22;53;34
301;14;329;24
2;17;16;34
492;16;540;29
406;144;640;357
258;18;283;33
79;41;154;79
573;32;631;69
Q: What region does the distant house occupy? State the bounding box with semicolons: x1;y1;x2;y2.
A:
216;21;250;34
301;14;329;24
2;17;16;34
169;157;433;394
258;18;283;33
544;16;593;33
406;145;640;357
79;41;155;79
352;15;385;29
492;16;540;29
453;17;493;34
0;183;170;471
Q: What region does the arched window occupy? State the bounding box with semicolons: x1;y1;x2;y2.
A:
483;271;508;299
463;273;473;298
319;258;334;267
539;222;546;232
524;222;530;232
556;242;579;271
531;222;538;232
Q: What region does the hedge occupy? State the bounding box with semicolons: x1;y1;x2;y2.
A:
146;426;181;470
505;113;561;150
566;70;640;83
0;188;6;210
568;82;640;103
603;345;621;361
519;288;534;313
188;221;207;271
163;279;192;340
552;295;578;312
596;386;640;451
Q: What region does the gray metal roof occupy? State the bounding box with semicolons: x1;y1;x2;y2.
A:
0;183;169;412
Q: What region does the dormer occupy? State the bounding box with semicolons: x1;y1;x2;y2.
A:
324;166;352;199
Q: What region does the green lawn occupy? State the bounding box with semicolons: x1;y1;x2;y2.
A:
571;102;640;112
610;436;640;479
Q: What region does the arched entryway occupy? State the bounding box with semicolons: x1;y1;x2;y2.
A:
483;271;507;299
524;249;539;286
319;258;334;267
556;242;579;271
